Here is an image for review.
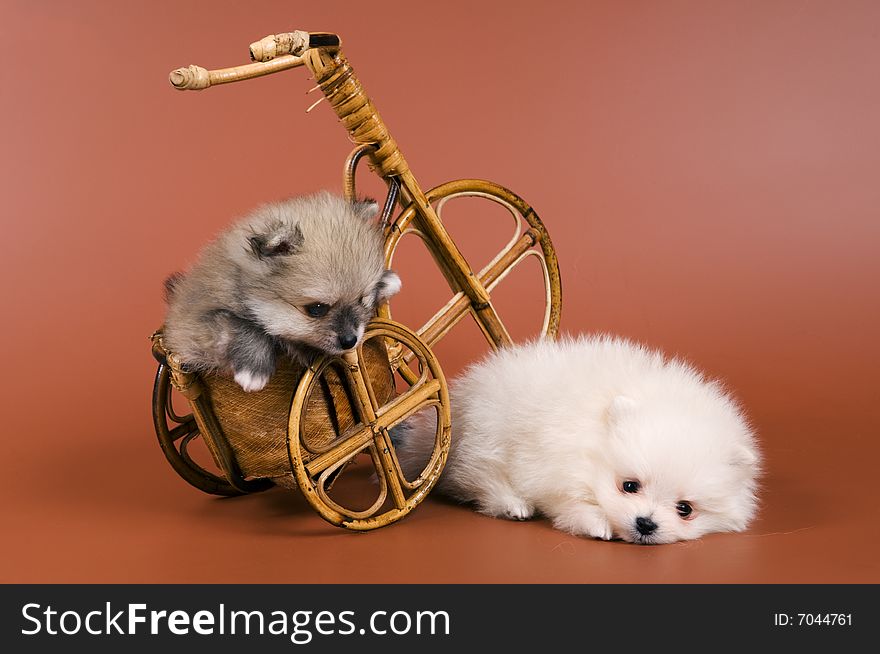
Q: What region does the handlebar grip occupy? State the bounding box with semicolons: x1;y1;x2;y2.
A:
249;31;340;62
169;64;210;90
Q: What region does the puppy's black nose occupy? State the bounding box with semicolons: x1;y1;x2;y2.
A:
635;517;657;536
338;334;358;350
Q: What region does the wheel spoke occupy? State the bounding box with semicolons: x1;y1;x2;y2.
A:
374;379;441;432
436;189;524;277
165;382;193;424
384;338;421;386
485;248;553;337
169;420;197;442
399;229;543;363
177;431;229;487
315;443;389;521
304;423;374;478
354;343;382;413
382;402;443;491
303;377;440;479
372;429;407;510
340;350;378;424
414;290;471;352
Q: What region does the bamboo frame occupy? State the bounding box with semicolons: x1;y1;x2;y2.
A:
168;35;562;350
155;30;562;530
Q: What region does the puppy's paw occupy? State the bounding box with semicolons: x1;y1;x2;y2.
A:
584;517;614;541
502;499;535;521
553;505;614;541
234;370;270;392
479;496;535;522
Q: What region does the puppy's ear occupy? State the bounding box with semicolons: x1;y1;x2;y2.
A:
374;270;402;303
606;395;637;427
731;443;759;468
248;223;304;259
352;198;379;220
163;272;184;302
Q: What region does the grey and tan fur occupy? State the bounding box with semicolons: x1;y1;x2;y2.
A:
163;192;401;392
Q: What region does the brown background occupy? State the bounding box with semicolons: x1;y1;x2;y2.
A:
2;1;878;583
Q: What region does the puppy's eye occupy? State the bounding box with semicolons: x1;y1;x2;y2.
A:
304;303;330;318
622;480;641;494
676;501;693;519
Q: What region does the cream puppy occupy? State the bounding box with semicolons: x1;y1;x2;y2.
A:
396;336;760;544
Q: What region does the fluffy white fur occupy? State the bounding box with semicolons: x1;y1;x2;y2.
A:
396;335;760;544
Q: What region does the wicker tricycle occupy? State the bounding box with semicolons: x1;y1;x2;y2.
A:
151;29;562;530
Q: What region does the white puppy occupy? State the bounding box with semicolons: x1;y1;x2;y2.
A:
396;336;760;544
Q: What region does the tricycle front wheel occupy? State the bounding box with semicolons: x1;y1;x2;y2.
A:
287;318;451;530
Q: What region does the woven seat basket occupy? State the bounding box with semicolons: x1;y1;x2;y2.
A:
177;338;394;481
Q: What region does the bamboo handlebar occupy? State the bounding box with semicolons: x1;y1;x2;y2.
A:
168;31;341;91
169;55;306;91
